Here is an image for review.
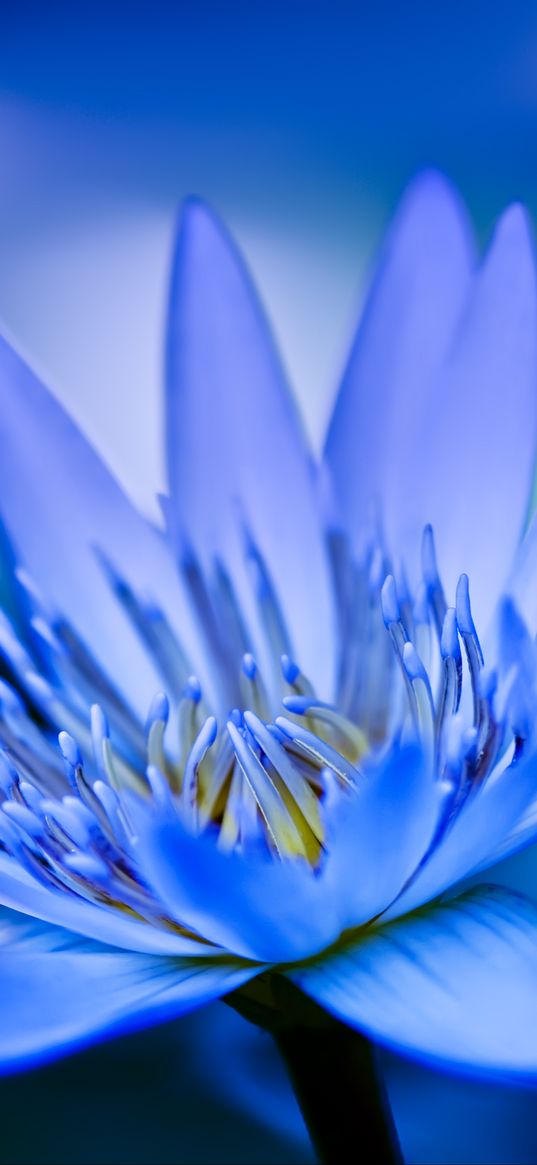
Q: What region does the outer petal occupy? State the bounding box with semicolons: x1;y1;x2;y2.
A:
165;200;335;694
0;333;197;718
325;171;475;549
404;204;537;626
326;177;537;632
0;907;256;1072
290;885;537;1076
506;511;537;636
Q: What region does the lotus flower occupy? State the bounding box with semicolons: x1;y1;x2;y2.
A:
0;172;536;1147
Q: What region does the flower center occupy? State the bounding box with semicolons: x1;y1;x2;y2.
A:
0;521;515;922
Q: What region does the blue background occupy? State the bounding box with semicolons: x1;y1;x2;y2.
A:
1;2;537;1161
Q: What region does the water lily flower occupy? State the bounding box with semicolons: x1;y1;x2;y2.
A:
1;170;537;1159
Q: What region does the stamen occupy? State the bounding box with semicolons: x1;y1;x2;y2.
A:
402;641;435;755
436;608;463;749
381;575;419;728
281;654;315;698
91;704;142;794
145;692;170;775
211;558;251;664
217;763;243;854
2;801;43;838
244;529;292;664
40;797;93;850
275;715;359;788
456;574;484;724
146;764;175;809
240;654;270;719
197;731;235;825
18;780;45;815
422;525;447;637
96;550;191;699
226;719;311;859
63;851;110;883
282;696;367;762
243;710;324;844
181;543;236;703
413;581;432;671
177;676;205;782
181;716;218;825
92;779;131;848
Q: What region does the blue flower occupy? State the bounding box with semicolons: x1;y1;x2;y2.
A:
0;170;536;1077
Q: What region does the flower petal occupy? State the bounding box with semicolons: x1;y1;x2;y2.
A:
0;333;196;718
506;511;537;636
382;748;537;922
136;812;343;963
327;743;439;928
325;177;537;632
403;203;537;627
324;170;475;550
0;853;212;956
135;748;436;963
0;906;255;1072
290;884;537;1075
165;199;335;694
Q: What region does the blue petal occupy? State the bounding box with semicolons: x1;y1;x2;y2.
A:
0;906;255;1072
485;799;537;868
406;204;537;628
506;514;537;637
290;885;537;1076
326;177;537;633
0;333;197;717
135;747;437;962
382;747;537;922
325;170;475;550
165;199;336;694
326;744;439;928
136;813;343;963
0;854;211;956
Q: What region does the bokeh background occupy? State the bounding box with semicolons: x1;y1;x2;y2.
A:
1;2;537;1161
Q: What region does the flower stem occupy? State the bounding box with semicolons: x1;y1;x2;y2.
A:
275;1016;402;1165
226;975;402;1165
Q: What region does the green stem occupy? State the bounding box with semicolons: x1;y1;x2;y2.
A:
226;976;402;1165
275;1017;402;1165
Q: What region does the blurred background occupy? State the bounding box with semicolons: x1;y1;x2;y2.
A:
1;1;537;1161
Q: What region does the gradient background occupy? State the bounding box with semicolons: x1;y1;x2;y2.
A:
1;3;537;1162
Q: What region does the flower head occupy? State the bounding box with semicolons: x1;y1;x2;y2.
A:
0;171;537;1076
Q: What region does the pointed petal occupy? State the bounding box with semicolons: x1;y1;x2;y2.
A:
326;178;537;632
290;885;537;1075
135;750;436;963
136;812;343;963
485;798;537;867
506;510;537;636
165;200;335;692
325;170;475;545
0;334;196;718
382;747;537;922
0;907;255;1072
402;204;537;626
327;743;439;928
